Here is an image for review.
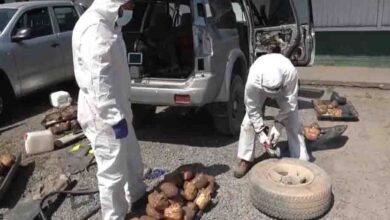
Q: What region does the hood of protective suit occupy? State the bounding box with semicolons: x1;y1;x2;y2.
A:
261;68;283;94
87;0;128;27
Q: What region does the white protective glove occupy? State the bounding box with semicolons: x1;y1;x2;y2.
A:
269;122;283;145
258;131;270;145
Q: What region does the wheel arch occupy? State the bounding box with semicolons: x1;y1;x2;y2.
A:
214;49;248;102
0;69;16;98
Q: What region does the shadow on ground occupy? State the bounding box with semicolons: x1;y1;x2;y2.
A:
135;108;238;148
278;136;349;162
249;135;349;164
0;81;78;128
0;161;35;209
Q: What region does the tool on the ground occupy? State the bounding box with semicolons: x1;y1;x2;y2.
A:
7;174;71;220
54;131;85;148
38;188;100;220
0;153;21;202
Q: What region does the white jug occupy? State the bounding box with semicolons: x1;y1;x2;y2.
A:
24;130;54;154
50;91;72;108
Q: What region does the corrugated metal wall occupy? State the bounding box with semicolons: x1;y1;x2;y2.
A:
382;0;390;26
312;0;390;31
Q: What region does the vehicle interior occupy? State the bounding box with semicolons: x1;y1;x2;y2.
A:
123;0;195;79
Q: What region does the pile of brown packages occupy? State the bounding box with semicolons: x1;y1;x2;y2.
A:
41;106;81;135
316;100;342;117
303;123;321;141
131;170;216;220
0;154;16;185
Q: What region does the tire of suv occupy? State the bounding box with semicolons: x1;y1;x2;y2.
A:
249;158;333;220
213;75;245;136
0;81;14;123
131;104;156;126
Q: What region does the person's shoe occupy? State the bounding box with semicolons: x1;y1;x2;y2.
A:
233;160;251;179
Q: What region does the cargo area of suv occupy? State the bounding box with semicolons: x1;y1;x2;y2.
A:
123;0;195;79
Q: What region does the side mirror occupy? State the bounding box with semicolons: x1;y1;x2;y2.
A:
11;28;32;42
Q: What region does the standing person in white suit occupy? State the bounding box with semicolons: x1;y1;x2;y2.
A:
72;0;146;219
234;46;309;178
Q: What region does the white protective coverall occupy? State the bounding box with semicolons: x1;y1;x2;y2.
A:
237;54;309;161
72;0;146;219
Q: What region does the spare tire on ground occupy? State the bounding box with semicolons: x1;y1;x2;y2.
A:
248;158;332;220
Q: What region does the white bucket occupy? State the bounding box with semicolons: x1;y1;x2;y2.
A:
50;91;72;108
24;130;54;155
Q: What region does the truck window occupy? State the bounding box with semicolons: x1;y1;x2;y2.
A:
169;3;191;27
13;8;53;38
53;6;78;32
123;1;149;32
0;9;17;33
209;0;236;29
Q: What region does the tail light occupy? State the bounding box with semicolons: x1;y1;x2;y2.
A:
174;94;191;104
179;37;193;49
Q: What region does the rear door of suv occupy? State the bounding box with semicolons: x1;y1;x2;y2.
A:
247;0;315;65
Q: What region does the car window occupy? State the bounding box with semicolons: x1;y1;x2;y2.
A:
250;0;295;27
231;2;246;23
13;7;53;38
53;6;78;32
123;1;149;32
0;9;17;34
169;3;191;27
209;0;236;29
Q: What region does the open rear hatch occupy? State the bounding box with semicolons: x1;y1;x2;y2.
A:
123;0;195;80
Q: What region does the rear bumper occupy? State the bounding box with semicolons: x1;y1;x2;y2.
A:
129;73;217;106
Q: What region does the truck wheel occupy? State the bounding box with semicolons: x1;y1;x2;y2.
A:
131;104;156;126
249;158;333;220
0;82;14;123
213;75;245;136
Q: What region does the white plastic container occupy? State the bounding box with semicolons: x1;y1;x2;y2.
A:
50;91;72;108
24;130;54;155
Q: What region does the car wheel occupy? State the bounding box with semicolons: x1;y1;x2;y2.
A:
0;83;14;123
249;158;333;220
131;104;156;127
213;75;245;136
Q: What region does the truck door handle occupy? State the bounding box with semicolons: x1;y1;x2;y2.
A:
51;43;60;47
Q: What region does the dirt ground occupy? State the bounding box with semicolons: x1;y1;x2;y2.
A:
0;82;389;219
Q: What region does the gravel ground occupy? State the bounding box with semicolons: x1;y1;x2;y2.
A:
1;83;390;219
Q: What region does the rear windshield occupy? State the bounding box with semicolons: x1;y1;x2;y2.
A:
0;9;17;33
123;0;192;32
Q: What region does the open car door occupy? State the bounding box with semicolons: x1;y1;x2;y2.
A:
248;0;315;66
292;0;315;66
